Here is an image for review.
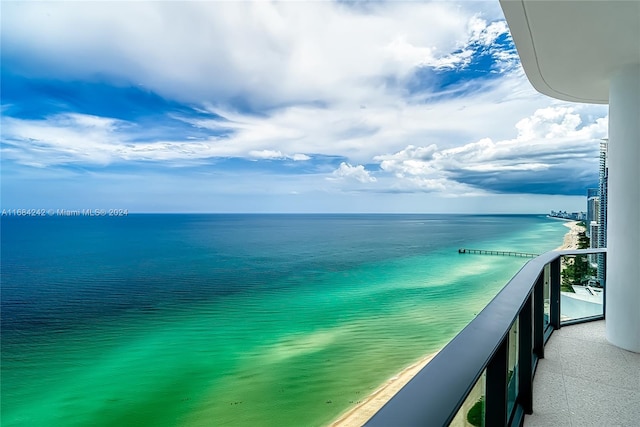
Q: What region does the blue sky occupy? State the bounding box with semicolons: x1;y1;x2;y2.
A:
1;1;608;213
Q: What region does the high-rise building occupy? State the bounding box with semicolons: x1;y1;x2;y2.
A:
597;140;608;286
589;220;599;264
586;187;599;238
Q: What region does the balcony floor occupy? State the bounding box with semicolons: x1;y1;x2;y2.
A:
524;320;640;426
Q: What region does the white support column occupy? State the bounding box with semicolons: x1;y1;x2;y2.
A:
605;64;640;353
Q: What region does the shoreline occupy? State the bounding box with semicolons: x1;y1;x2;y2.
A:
329;220;582;426
329;351;438;427
554;220;584;250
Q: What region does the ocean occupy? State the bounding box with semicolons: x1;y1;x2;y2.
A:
1;214;567;427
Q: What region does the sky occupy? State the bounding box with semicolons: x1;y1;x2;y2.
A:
1;1;609;214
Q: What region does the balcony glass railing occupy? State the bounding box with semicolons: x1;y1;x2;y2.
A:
559;254;604;323
449;372;485;427
364;248;607;427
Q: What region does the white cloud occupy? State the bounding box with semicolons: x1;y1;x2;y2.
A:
1;114;122;166
330;162;377;183
426;15;512;71
469;17;509;47
1;1;507;109
248;150;310;161
1;1;534;170
514;106;606;141
370;105;607;194
1;100;608;198
1;113;228;166
291;153;311;161
0;1;610;210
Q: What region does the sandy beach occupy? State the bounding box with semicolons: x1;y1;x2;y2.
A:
329;352;438;427
555;221;584;250
329;220;583;426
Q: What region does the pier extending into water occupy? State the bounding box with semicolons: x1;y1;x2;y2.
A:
458;248;539;258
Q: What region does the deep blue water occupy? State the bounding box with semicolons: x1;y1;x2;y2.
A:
2;214;543;333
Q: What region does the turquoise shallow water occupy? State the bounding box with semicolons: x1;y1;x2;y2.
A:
1;214;566;426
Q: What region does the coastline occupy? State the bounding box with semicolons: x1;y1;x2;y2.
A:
329;220;583;426
329;352;438;427
555;220;583;250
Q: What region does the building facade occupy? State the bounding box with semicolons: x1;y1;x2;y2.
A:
597;141;608;286
586;187;599;239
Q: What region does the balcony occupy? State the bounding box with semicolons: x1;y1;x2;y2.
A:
525;320;640;426
363;248;640;427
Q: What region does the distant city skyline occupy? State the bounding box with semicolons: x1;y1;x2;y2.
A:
1;1;607;213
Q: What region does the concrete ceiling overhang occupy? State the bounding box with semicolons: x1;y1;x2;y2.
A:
500;0;640;104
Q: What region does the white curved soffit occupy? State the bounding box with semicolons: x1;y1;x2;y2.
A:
500;0;640;104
